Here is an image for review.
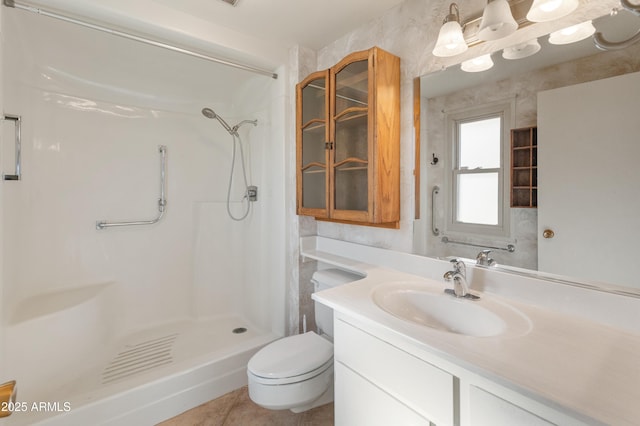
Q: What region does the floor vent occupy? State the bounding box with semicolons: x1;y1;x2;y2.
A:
102;333;178;384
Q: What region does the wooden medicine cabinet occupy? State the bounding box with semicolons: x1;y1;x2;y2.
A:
296;47;400;228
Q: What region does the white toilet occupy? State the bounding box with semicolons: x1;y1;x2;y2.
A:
247;268;361;413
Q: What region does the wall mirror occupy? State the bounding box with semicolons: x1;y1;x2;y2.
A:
415;4;640;295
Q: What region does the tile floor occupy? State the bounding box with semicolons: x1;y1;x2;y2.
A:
157;386;334;426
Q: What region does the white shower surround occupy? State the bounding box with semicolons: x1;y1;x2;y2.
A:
0;6;285;425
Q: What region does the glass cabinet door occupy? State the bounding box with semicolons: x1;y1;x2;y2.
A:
298;71;329;214
332;59;369;214
296;46;399;227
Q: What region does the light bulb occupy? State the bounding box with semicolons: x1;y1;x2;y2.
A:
540;0;562;13
503;39;541;60
461;54;494;72
549;21;596;45
526;0;578;22
433;4;468;57
478;0;518;41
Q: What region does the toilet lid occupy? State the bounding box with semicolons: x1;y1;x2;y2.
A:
248;332;333;380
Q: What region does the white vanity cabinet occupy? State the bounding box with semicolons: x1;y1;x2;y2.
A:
334;317;453;425
334;315;587;426
463;385;554;426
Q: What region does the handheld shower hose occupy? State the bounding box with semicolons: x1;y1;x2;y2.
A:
202;108;258;221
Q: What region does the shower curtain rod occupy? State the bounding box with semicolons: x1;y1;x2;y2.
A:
3;0;279;79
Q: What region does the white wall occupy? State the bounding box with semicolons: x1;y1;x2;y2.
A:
230;69;288;333
0;7;283;340
20;0;287;71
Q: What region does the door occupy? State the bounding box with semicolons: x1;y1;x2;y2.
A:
537;71;640;288
330;51;371;222
297;70;330;217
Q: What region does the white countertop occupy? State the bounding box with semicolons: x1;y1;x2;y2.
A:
306;239;640;425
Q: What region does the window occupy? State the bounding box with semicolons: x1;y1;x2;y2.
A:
445;102;512;237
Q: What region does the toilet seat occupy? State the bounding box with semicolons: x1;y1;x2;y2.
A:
249;358;333;385
248;332;333;385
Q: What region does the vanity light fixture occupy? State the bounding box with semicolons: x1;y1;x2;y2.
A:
461;54;494;72
549;20;596;45
433;3;468;57
502;38;541;59
477;0;518;41
526;0;579;23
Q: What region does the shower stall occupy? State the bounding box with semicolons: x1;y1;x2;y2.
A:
0;5;285;425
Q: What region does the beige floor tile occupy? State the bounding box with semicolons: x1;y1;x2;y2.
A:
157;387;241;426
300;403;334;426
157;386;334;426
223;386;299;426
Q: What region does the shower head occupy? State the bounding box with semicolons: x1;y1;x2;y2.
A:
202;107;257;135
202;107;233;134
201;107;217;119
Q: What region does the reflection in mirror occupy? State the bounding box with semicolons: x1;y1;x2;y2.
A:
416;8;640;294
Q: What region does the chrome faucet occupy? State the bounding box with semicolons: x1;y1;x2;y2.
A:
476;250;496;267
443;259;479;300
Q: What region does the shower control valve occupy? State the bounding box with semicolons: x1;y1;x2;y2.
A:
247;186;258;202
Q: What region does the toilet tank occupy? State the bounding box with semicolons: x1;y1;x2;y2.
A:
311;268;362;339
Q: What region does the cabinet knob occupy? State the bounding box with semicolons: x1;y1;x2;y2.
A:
542;229;555;239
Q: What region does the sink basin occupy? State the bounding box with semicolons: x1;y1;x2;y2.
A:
372;282;531;337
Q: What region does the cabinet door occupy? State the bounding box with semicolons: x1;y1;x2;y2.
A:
335;362;431;426
330;52;371;222
297;70;330;217
467;386;554;426
335;318;454;425
296;47;399;227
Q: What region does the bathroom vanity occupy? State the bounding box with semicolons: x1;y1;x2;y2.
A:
304;236;640;426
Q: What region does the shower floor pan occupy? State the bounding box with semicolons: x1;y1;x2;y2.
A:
6;316;277;426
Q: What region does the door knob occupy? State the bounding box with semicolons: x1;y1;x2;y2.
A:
542;229;555;239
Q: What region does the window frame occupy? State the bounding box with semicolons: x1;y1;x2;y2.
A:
444;101;513;238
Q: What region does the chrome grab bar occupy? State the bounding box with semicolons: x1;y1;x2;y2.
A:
431;185;440;236
3;114;22;181
441;236;515;253
96;145;167;230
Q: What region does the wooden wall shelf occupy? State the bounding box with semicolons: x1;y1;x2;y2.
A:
510;126;537;208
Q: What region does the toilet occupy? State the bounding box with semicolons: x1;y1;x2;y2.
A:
247;268;362;413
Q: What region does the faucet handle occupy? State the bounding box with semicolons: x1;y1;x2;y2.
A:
449;258;466;274
476;250;496;266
